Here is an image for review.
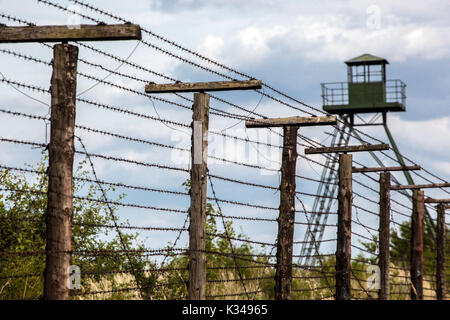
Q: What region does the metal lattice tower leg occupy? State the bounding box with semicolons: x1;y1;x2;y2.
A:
299;116;351;265
299;112;437;266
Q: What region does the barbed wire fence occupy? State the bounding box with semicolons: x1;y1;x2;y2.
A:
0;0;448;300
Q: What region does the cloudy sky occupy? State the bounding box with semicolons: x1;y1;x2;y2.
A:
0;0;449;259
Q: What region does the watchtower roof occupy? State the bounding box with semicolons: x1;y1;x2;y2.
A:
345;53;389;66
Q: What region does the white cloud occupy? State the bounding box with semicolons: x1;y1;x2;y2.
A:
388;115;450;155
174;1;450;67
227;16;450;64
237;25;288;61
197;35;224;60
433;161;450;176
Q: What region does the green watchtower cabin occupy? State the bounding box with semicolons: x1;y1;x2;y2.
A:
321;53;406;116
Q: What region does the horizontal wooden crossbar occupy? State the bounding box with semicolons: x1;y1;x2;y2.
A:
145;80;262;93
352;165;421;173
424;198;450;204
245;116;337;128
390;182;450;190
0;24;141;43
304;143;390;154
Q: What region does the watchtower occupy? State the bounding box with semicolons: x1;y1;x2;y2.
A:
300;54;436;266
321;53;406;117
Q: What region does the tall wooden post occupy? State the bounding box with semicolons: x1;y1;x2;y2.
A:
379;172;391;300
305;143;391;301
411;189;424;300
351;165;422;300
275;126;298;300
44;44;78;300
0;23;142;300
146;79;264;300
244;115;337;300
336;153;352;300
189;93;210;300
436;203;446;300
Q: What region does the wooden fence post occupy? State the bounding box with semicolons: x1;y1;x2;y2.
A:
244;115;336;300
304;144;404;301
0;23;141;300
336;153;352;300
147;80;265;300
189;92;209;300
436;203;446;300
275;126;298;300
379;172;391;300
411;189;424;300
44;44;78;300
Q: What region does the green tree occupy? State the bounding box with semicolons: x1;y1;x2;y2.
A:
390;221;450;285
359;220;450;299
0;153;155;299
155;180;273;300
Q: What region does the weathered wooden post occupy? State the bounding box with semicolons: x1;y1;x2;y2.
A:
189;92;209;300
378;171;391;300
337;153;352;300
379;172;392;301
277;125;298;300
423;199;450;300
436;203;446;300
305;143;390;300
45;43;78;300
146;79;262;300
245;115;337;300
411;189;424;300
0;23;141;300
352;165;420;300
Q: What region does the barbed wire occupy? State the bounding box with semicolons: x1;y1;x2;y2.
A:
207;172;251;299
25;3;450;191
1;7;448;197
0;134;191;174
0;41;259;123
0;4;447;301
294;194;336;296
2;46;440;209
0;182;337;226
76;135;146;298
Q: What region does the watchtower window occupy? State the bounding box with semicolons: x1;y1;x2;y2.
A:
368;64;383;82
348;64;384;83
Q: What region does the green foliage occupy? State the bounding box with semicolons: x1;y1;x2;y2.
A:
4;164;403;300
390;221;450;286
359;220;450;279
0;152;153;299
359;220;450;299
156;188;272;299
